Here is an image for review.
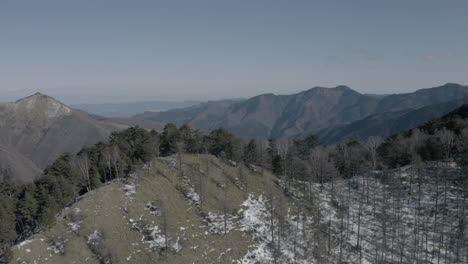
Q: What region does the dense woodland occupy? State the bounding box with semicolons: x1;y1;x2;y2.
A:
1;106;468;263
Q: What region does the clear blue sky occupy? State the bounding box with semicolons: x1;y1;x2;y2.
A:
1;0;467;104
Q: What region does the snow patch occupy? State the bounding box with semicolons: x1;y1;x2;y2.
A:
238;194;274;264
87;230;101;244
47;241;65;255
67;222;81;232
122;184;136;196
16;239;34;249
144;201;162;216
206;211;236;234
180;176;201;205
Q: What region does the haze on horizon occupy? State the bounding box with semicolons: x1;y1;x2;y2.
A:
1;0;467;104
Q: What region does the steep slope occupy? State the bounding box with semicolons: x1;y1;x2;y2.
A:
9;155;466;264
318;97;468;144
0;93;126;181
9;155;281;263
135;83;468;140
0;144;40;182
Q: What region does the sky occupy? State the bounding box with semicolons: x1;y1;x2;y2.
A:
1;0;467;104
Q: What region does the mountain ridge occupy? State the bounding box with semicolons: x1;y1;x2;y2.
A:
135;83;468;140
318;97;468;144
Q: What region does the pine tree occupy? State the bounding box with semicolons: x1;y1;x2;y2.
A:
15;186;38;234
243;139;258;165
159;123;181;156
0;195;17;244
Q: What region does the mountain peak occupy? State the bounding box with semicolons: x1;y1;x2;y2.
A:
334;85;352;91
303;85;358;96
16;92;54;103
14;93;71;119
441;82;463;88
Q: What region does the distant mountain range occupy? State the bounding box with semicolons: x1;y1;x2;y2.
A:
2;83;468;181
135;83;468;141
0;93;126;181
71;100;203;117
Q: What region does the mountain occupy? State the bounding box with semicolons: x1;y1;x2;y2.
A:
135;99;244;131
71;100;202;118
4;104;468;263
0;93;126;181
318;97;468;144
136;86;381;139
0;144;40;182
8;155;464;264
135;83;468;140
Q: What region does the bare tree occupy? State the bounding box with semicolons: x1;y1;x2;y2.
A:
266;190;278;264
238;161;247;188
222;169;230;236
75;151;92;192
157;198;170;256
256;139;269;175
438;128;455;160
365;136;382;170
176;142;185;174
101;146;113;181
277;139;291;191
110;145;121;179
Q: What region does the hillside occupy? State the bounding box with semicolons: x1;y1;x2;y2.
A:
318;97;468;144
135;83;468;140
0;93;126;181
8;155;466;264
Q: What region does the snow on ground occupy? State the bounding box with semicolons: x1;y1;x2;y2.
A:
67;222;81;232
145;225;166;249
87;230;101;244
47;240;65;255
16;239;34;249
239;195;269;236
122;184;137;196
186;188;201;206
299;162;466;264
237;194;274;264
129;218;182;254
205;211;236;234
180;175;201;206
235;163;466;264
144;201;162;216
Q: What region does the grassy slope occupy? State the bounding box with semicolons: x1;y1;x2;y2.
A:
10;154;280;264
10;155;465;264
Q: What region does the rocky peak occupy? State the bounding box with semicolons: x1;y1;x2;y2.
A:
13;93;71;119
